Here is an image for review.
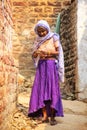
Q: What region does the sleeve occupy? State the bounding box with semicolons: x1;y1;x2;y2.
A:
53;34;60;49
53;33;65;83
58;42;65;82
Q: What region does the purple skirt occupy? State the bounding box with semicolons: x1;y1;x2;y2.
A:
28;59;64;117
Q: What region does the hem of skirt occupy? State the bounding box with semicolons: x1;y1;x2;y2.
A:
28;104;45;117
28;107;64;117
28;99;64;117
55;114;64;117
28;98;51;115
51;104;64;117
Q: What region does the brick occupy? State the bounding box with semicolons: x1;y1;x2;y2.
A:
63;1;71;6
6;86;11;95
2;55;11;65
0;35;7;45
34;8;42;12
39;2;46;6
49;13;58;18
47;1;61;6
0;63;3;71
4;64;10;72
44;7;52;12
0;88;4;99
47;19;56;25
0;100;6;113
0;1;2;7
8;73;16;84
0;73;5;87
29;19;35;23
13;2;27;6
0;114;3;125
0;8;3;18
29;13;38;17
28;1;38;6
27;8;34;13
39;13;48;17
53;7;61;14
2;55;14;66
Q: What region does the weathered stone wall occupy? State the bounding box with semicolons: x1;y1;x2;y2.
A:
0;0;18;130
60;0;77;99
77;0;87;101
12;0;72;84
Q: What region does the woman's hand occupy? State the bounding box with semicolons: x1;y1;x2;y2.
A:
32;50;47;58
49;47;59;56
39;51;47;58
33;48;59;58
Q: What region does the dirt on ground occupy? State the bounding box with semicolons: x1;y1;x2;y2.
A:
8;92;87;130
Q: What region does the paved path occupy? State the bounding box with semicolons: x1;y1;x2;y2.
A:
9;92;87;130
35;114;87;130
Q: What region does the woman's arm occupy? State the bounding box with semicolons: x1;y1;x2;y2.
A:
32;50;46;58
32;40;59;58
48;47;59;56
49;39;59;56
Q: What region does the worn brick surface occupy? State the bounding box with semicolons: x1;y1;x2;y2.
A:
60;0;77;99
0;0;18;130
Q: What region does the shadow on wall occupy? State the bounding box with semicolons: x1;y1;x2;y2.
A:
12;26;36;93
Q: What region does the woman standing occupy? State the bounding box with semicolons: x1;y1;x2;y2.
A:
28;20;64;125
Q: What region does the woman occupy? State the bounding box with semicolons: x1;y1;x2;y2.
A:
28;20;64;125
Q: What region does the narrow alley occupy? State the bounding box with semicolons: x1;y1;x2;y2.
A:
0;0;87;130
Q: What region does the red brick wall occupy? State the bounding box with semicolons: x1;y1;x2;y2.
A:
0;0;18;129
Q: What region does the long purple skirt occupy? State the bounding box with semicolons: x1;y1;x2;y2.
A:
28;59;64;117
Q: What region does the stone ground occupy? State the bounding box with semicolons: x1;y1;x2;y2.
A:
8;92;87;130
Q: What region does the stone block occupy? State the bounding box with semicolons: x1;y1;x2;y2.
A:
0;100;6;113
0;63;3;71
13;2;27;6
0;73;5;86
0;114;3;125
48;1;61;6
63;1;71;6
28;1;38;6
53;7;61;14
34;7;42;12
0;87;5;100
44;7;52;12
39;2;47;6
39;13;48;17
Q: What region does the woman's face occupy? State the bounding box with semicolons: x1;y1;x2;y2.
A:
37;26;48;37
